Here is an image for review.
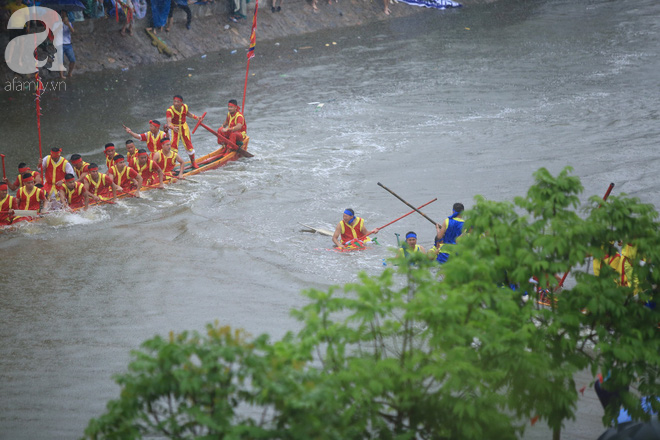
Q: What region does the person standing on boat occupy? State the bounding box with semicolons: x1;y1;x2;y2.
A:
218;99;247;153
152;137;185;180
166;95;200;169
104;143;118;172
431;202;465;264
397;231;426;257
3;163;42;190
124;120;167;154
58;174;90;210
15;174;48;215
84;163;118;203
332;208;378;249
108;155;142;197
0;183;18;226
70;154;90;182
40;147;74;196
134;149;165;188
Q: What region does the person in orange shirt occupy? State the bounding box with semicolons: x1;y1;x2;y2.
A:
108;154;142;197
134;149;165;188
125;140;138;169
0;183;18;226
332;208;378;249
39;147;74;196
104;143;118;171
3;163;42;190
58;173;90;210
218;99;247;153
84;163;118;203
69;154;90;181
166;95;200;169
152;137;184;180
14;174;48;221
124;120;167;154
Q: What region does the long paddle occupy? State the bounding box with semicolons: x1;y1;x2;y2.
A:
556;182;615;289
377;182;438;226
365;198;438;237
191;112;207;134
0;153;6;180
196;120;254;158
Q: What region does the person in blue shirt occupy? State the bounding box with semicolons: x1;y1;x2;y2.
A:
431;202;465;264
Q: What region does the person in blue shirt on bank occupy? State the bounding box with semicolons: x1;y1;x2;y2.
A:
430;202;465;264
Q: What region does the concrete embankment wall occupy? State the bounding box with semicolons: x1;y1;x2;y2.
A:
1;0;443;80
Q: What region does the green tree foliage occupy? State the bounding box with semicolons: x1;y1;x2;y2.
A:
84;167;660;440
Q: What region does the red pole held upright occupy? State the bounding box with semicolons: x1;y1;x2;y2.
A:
242;0;259;114
35;72;44;180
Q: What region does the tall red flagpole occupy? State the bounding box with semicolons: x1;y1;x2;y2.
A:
35;71;45;180
241;0;259;114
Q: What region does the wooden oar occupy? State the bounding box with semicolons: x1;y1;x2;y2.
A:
556;182;615;289
191;112;207;134
196;121;254;158
365;198;438;237
1;209;39;216
377;182;438;226
14;209;39;216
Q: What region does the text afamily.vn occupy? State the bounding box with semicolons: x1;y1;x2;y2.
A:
4;78;67;92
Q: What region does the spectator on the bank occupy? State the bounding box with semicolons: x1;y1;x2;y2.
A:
271;0;282;12
165;0;191;31
147;0;170;34
59;10;75;79
117;0;134;35
384;0;390;14
228;0;246;22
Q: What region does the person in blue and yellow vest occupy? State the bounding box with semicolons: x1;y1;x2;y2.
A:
332;208;379;249
430;202;465;264
397;231;426;258
166;95;200;169
218;99;247;153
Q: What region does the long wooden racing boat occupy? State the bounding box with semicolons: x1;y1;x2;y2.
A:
0;140;250;232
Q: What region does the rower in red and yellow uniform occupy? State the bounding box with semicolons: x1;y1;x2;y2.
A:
14;173;48;221
332;208;378;249
124;120;167;154
2;162;42;190
108;154;142;197
218;99;247;153
134;149;165;188
152;137;184;181
0;183;18;226
58;173;90;210
104;143;118;172
69;154;90;182
39;147;74;196
125;140;138;169
84;163;118;203
166;95;200;168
